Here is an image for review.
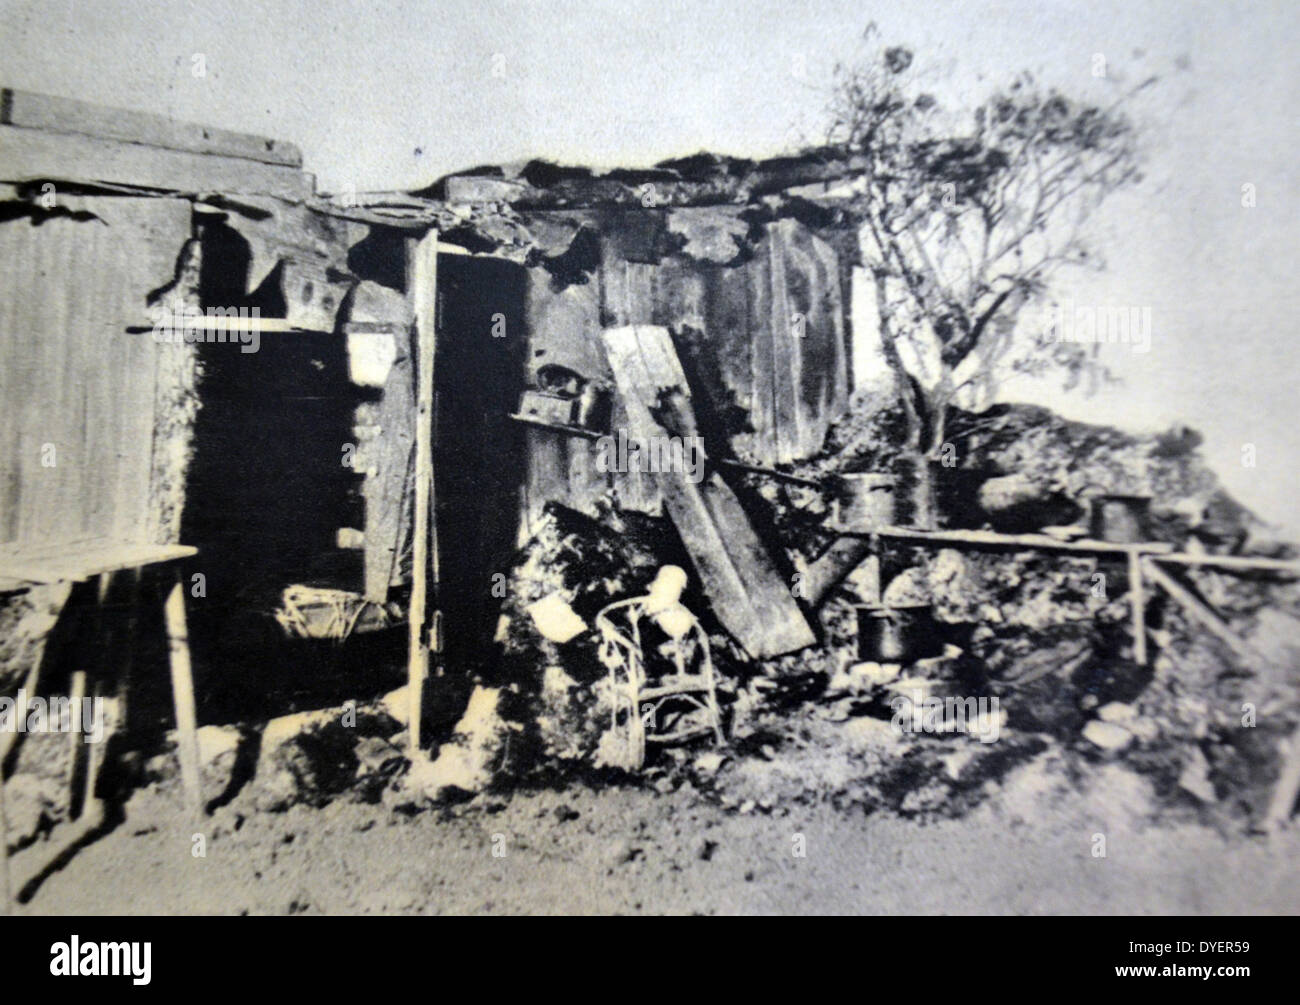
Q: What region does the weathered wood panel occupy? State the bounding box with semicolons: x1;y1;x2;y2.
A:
0;197;192;551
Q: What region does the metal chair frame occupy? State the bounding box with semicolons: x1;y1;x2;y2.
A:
595;596;723;769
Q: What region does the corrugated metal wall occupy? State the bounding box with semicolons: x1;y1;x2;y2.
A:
0;197;192;551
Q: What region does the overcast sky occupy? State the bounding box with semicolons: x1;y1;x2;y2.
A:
2;0;1297;533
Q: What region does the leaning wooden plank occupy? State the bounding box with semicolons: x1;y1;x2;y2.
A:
407;230;438;754
602;325;690;435
0;126;313;200
805;536;874;605
601;325;815;659
1141;558;1266;665
664;471;817;657
1;88;302;167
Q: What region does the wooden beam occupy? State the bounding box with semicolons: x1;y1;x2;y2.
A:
1152;552;1300;574
805;537;874;606
1128;550;1147;667
845;525;1174;556
0;125;313;199
507;413;601;439
407;230;439;754
506;412;825;490
1;88;303;166
1141;558;1265;665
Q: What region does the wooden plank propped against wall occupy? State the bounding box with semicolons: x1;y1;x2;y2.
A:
1;88;303;166
602;325;816;659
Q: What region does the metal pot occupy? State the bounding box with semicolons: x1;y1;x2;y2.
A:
856;604;943;663
1088;494;1152;543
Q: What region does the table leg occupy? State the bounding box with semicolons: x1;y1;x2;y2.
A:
0;764;10;915
1128;550;1147;667
163;568;201;818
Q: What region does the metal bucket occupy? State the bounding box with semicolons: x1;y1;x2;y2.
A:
1088;494;1152;543
834;473;897;531
856;604;943;663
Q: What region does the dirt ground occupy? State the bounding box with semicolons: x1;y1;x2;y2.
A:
11;757;1300;915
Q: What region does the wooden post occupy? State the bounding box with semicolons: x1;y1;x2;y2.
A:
1153;552;1300;574
119;567;142;736
66;665;86;816
162;567;201;817
1128;550;1147;666
0;762;10;915
408;228;439;755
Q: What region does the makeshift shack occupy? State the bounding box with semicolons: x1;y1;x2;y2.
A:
0;90;869;745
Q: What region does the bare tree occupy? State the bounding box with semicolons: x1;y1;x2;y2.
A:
828;26;1154;513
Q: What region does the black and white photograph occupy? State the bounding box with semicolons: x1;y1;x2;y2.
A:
0;0;1295;943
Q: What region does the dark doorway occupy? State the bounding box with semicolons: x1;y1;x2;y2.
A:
431;254;529;675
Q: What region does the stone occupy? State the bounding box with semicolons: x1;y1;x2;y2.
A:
839;715;902;754
693;751;727;775
1178;748;1217;802
1248;608;1300;664
1097;702;1137;724
1083;719;1133;751
379;685;410;725
882;567;930;607
408;686;510;799
525;592;588;643
196;723;241;765
355;736;405;777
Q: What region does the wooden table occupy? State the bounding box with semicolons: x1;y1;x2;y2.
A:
837;525;1300;671
0;542;199;913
